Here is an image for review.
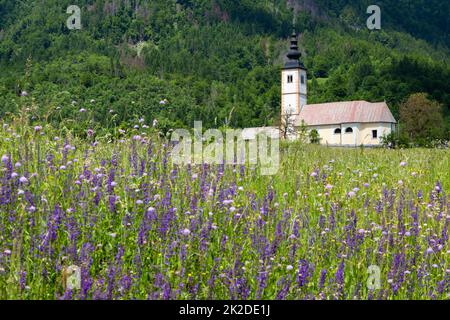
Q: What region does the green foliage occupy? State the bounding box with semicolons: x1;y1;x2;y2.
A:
1;119;449;299
308;129;321;144
399;93;447;146
380;131;411;149
0;0;449;143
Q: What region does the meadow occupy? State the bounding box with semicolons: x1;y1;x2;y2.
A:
0;119;449;300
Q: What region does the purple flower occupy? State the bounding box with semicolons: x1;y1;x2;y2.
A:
336;261;345;280
87;129;95;137
19;271;26;290
1;154;8;164
19;176;28;183
319;269;327;288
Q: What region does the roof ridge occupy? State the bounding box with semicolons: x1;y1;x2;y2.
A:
305;100;389;106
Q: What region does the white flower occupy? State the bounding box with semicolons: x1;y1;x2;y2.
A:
181;228;191;236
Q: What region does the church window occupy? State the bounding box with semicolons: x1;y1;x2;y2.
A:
301;75;305;84
345;127;353;133
334;128;341;134
287;75;293;83
372;130;378;138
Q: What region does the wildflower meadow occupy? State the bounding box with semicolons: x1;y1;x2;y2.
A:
0;119;449;300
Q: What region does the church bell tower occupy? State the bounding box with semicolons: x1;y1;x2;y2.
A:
281;32;307;118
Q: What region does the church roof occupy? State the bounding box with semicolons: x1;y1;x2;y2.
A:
295;101;396;126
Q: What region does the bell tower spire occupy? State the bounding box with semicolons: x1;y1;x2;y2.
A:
286;31;301;64
281;31;307;119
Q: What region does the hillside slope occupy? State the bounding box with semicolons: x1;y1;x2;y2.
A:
0;0;449;136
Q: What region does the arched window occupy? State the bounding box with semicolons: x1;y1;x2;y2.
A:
345;127;353;133
334;128;342;134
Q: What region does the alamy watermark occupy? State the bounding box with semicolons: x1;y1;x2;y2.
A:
171;122;280;176
367;265;381;290
367;5;381;30
63;265;81;291
67;5;82;30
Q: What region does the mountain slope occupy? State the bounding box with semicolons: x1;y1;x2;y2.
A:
0;0;448;137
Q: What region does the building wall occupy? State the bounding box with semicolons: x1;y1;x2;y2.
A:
303;122;394;146
281;69;306;115
299;69;307;110
359;123;394;145
300;95;307;111
308;124;339;145
282;92;299;115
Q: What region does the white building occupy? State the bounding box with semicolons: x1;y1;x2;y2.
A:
281;33;396;146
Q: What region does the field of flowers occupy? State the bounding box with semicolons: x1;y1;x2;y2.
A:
0;119;449;300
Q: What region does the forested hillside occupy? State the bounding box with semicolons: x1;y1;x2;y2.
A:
0;0;449;139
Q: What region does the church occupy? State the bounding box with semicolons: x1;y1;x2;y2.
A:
281;33;396;146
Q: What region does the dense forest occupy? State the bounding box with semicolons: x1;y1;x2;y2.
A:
0;0;449;142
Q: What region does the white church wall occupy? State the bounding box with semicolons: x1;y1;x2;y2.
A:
282;94;298;115
300;95;307;110
281;69;301;115
307;125;337;145
359;123;393;145
301;123;394;146
300;70;307;95
341;123;359;146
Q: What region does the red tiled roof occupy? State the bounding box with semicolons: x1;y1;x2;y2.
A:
295;101;396;126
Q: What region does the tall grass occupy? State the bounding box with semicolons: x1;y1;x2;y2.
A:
0;119;448;299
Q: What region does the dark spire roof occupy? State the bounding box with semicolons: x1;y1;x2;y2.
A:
284;31;306;70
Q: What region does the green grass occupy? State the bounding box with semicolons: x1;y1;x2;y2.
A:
0;119;449;300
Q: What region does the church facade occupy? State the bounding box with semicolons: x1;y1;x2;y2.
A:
281;33;396;146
